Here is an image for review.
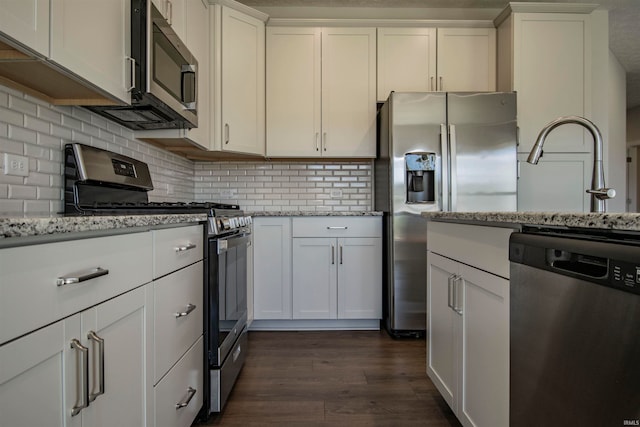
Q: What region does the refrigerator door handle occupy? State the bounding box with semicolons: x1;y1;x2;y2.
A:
449;124;458;211
440;123;449;211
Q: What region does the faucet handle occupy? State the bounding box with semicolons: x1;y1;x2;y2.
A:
586;188;616;200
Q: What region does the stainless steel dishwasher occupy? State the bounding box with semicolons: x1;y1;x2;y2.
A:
509;229;640;427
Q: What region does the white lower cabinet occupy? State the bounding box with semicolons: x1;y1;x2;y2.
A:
151;226;204;427
427;221;513;427
154;337;204;427
252;216;382;326
0;285;151;427
252;217;292;320
292;236;382;320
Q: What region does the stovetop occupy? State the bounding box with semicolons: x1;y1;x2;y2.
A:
67;201;239;216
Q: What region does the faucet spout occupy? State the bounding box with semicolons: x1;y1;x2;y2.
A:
526;116;615;213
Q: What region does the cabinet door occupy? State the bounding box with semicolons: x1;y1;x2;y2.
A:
0;0;49;56
78;286;149;427
321;27;377;158
337;237;382;319
292;238;337;319
436;27;496;92
459;264;509;427
183;0;210;149
426;252;458;410
253;218;293;320
376;27;436;101
266;27;322;157
517;152;591;212
166;0;186;42
0;321;67;427
221;7;265;155
49;0;131;104
512;13;591;153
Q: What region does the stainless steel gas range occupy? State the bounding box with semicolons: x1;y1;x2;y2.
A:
63;143;250;417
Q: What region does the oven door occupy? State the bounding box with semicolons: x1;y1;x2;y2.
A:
208;232;249;367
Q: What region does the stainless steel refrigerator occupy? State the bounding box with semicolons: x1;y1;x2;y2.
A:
375;92;517;336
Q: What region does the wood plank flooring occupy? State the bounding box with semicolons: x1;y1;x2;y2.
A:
195;330;461;427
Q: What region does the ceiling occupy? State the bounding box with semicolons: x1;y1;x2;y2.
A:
237;0;640;109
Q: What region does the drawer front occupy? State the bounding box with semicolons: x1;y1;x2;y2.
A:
0;232;152;345
153;225;203;279
292;217;381;238
154;336;204;427
427;221;515;279
154;261;203;382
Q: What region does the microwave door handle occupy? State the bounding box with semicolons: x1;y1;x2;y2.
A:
181;64;197;111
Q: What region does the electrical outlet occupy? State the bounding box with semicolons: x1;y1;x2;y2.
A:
4;153;29;177
220;189;237;198
330;189;343;198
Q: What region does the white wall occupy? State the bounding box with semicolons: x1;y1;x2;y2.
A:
606;50;628;213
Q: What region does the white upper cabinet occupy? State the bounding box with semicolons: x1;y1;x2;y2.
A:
497;10;592;153
436;27;496;92
214;5;266;156
266;27;321;157
0;0;50;56
155;0;187;41
377;27;495;101
322;27;377;158
266;26;376;158
50;0;131;104
377;27;436;101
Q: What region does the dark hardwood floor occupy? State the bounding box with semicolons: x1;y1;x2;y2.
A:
195;330;462;426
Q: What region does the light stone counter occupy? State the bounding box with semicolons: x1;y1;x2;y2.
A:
250;211;382;217
422;211;640;232
0;214;208;247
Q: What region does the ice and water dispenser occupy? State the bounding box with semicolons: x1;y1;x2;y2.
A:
405;152;435;203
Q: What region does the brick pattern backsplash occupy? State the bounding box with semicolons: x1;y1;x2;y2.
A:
0;84;194;216
194;161;373;213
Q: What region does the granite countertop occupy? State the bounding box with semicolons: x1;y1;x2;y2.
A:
250;211;383;217
423;211;640;232
0;213;208;243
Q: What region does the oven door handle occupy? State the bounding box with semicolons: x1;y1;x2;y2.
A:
216;234;250;253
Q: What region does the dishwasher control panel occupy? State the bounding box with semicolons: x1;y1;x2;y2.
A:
611;261;640;293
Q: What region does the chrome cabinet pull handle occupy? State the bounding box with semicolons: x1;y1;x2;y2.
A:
175;387;197;410
315;132;320;151
87;331;105;402
167;0;173;26
447;275;455;310
326;226;348;230
71;339;90;416
323;132;327;151
175;243;196;252
439;76;443;91
175;303;197;318
430;76;434;91
57;267;109;286
331;244;335;265
339;245;343;264
224;123;230;144
453;275;463;315
126;56;136;92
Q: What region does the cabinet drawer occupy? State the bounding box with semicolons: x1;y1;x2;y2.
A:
0;231;152;345
153;225;203;278
154;336;204;427
292;217;381;238
154;261;203;382
427;221;515;279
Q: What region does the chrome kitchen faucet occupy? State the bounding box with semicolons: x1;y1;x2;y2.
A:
527;116;616;213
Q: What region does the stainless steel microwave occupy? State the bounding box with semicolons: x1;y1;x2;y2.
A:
87;0;198;130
